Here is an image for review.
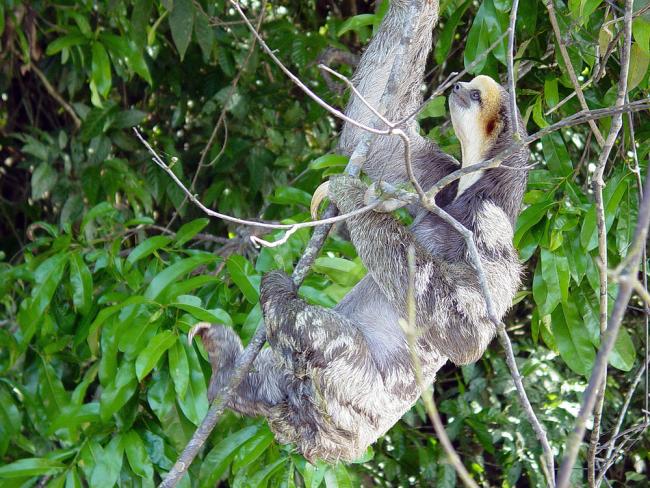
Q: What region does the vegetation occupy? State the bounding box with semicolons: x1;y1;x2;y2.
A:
0;0;648;486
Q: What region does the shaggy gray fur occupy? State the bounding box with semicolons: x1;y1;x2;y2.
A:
195;0;529;463
197;95;529;462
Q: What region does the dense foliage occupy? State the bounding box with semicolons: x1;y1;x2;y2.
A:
0;0;649;486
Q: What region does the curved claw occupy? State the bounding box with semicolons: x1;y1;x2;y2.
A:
188;321;212;345
310;181;330;220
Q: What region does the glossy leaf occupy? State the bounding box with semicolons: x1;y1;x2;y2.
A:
169;0;194;61
135;330;177;381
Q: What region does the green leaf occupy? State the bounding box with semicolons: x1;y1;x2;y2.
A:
628;43;650;91
337;14;376;36
168;340;190;397
198;426;261;488
313;256;365;287
100;361;138;421
124;431;154;479
91;42;112;100
539;249;564;315
175;218;210;246
309;154;349;170
248;457;288;488
514;201;552;247
31;164;58;199
170;295;233;324
226;255;260;304
551;303;596;376
435;0;472;64
81;201;117;235
46;34;87;55
169;0;195;61
609;327;636;371
0;458;64;478
269;186;313;207
580;173;628;250
100;33;152;85
70;252;93;315
177;341;209;425
112;109;148;129
633;18;650;54
194;10;214;59
544;78;559;108
541;133;572;177
232;426;275;472
90;435;123;488
417;96;447;120
28;253;68;322
324;464;353;488
135;330;177;380
127;235;173;265
144;254;216;301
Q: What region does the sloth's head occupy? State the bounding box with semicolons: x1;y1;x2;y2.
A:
449;75;512;164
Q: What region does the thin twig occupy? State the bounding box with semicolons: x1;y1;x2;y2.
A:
398;112;556;484
507;0;520;138
159;2;433;486
555;5;641;482
544;0;605;147
133;128;379;239
405;247;480;488
583;0;634;483
166;1;266;230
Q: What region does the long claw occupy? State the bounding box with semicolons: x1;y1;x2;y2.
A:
310;181;330;220
188;322;211;345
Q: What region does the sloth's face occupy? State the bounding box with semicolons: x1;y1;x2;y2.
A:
449;75;502;157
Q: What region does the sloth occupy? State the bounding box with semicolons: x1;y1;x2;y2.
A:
191;74;529;462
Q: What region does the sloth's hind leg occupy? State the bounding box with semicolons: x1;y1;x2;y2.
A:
190;323;285;417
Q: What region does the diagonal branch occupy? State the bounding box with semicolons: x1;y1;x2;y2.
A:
557;1;634;485
158;2;436;486
544;0;605;147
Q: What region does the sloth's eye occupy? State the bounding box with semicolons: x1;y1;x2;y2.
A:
470;90;481;101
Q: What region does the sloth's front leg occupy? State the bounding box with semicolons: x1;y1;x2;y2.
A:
190;323;285;416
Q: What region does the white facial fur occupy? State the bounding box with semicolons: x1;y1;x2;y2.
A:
448;76;502;197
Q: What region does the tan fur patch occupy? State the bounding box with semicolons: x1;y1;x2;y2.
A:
472;75;502;141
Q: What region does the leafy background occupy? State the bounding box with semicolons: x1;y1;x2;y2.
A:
0;0;649;486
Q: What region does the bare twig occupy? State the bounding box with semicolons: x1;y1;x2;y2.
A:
507;0;520;138
544;0;605;147
166;1;266;230
555;5;641;482
584;0;634;483
405;247;480;488
133;128;379;241
159;3;433;486
398;113;556;485
598;360;648;485
26;58;81;129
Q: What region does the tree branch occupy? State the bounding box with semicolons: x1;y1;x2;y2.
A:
158;2;437;486
544;0;605;147
557;1;633;485
405;247;480;488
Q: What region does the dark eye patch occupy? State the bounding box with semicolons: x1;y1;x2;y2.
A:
470;90;481;102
